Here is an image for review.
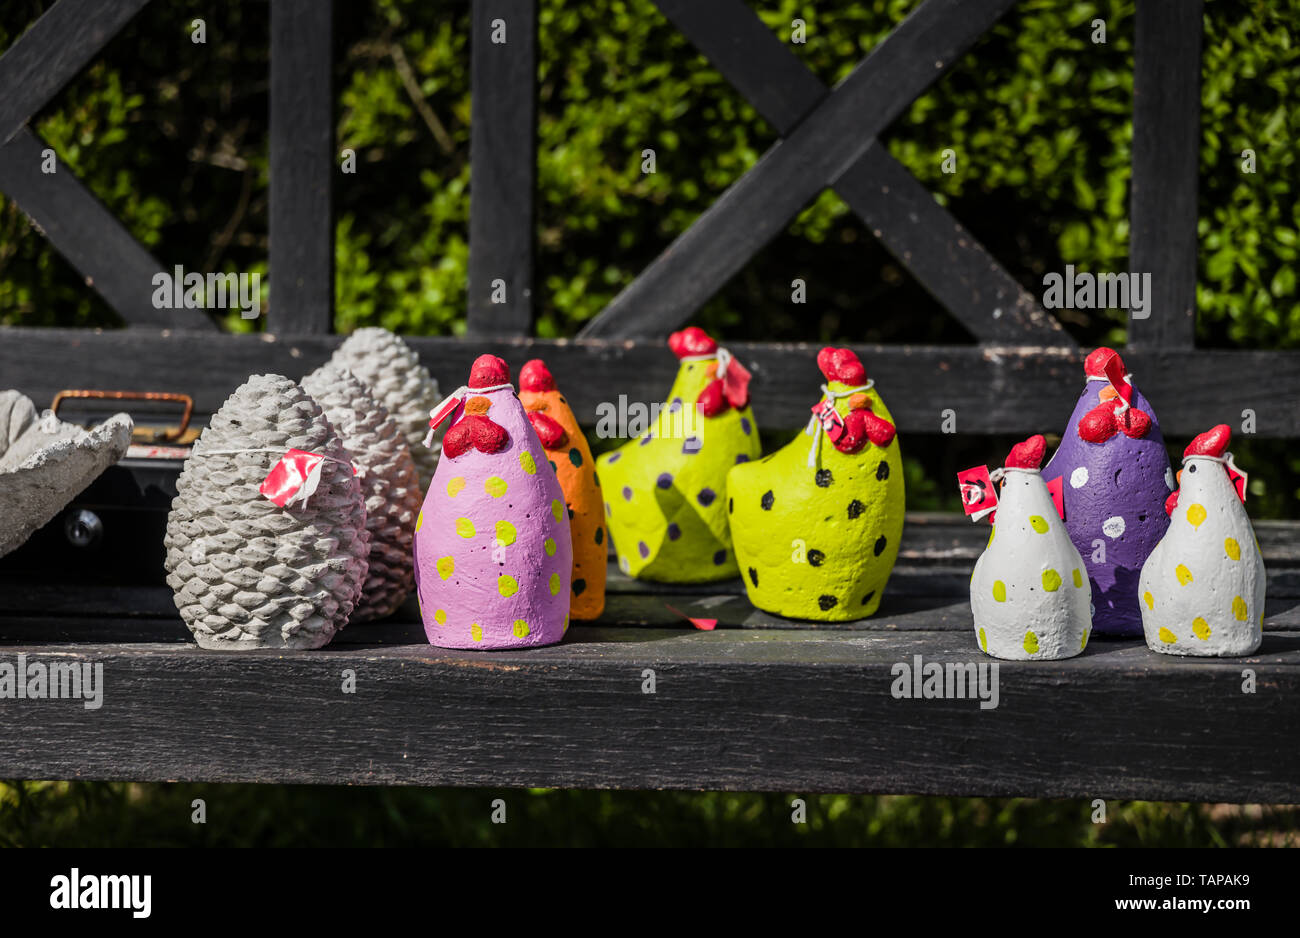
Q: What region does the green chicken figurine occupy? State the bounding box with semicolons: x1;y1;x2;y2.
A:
728;347;904;620
597;327;762;582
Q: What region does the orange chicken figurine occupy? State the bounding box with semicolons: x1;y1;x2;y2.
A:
519;359;607;620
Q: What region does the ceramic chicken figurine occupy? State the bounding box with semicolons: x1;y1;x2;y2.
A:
1042;347;1172;635
412;354;573;649
1138;425;1264;657
728;347;902;619
596;327;761;582
517;358;606;620
971;435;1092;660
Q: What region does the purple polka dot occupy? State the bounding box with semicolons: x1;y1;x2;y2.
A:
682;437;701;454
667;523;681;540
668;397;682;412
604;502;611;516
697;488;716;507
638;541;650;559
712;549;726;565
657;472;673;489
608;452;621;463
622;486;633;501
735;454;750;464
640;434;653;446
741;417;751;435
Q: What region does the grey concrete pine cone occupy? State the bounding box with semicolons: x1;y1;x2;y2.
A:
163;374;370;650
330;327;442;490
302;363;420;622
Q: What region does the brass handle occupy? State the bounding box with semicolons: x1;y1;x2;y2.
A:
51;390;194;443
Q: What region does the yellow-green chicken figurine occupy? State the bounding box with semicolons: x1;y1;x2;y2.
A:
597;327;762;582
728;347;904;620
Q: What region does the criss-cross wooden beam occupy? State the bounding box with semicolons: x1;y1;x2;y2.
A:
633;0;1062;346
579;0;1023;340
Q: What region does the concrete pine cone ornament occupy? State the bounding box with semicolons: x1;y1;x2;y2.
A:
518;359;607;620
163;374;370;650
729;347;903;620
596;327;762;582
1138;425;1264;656
330;327;443;490
1042;348;1172;635
971;435;1092;660
413;354;573;649
301;363;421;622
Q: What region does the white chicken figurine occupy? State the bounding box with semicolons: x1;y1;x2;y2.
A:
1139;425;1264;657
970;434;1092;660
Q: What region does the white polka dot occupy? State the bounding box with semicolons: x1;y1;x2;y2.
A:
619;555;630;573
1102;516;1126;539
1070;467;1089;489
1165;467;1175;491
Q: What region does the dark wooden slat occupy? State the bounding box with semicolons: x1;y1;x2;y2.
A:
651;0;1063;344
1128;0;1202;349
578;0;1019;339
0;129;210;329
467;0;537;338
0;628;1296;800
0;0;152;146
268;0;334;334
4;330;1300;435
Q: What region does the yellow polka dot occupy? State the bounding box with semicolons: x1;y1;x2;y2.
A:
1029;515;1049;534
1023;631;1039;655
437;556;455;580
415;510;424;532
470;623;483;642
1192;617;1211;640
519;451;537;475
1224;537;1240;561
1080;627;1089;651
1186;503;1207;528
1158;627;1177;644
495;520;517;546
562;613;569;634
993;580;1006;602
978;627;987;652
549;573;561;596
455;517;475;538
551;498;564;522
1073;568;1083;588
1175;564;1193;586
447;476;465;497
1232;596;1248;621
1143;591;1155;610
1041;568;1062;592
498;574;518;597
544;537;557;557
512;619;530;638
434;609;446;626
485;476;507;497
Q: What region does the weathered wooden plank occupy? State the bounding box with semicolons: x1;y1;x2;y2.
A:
3;329;1299;436
467;0;537;338
579;0;1019;338
651;0;1063;344
1128;0;1202;349
0;627;1296;800
268;0;334;334
0;129;209;329
0;0;152;146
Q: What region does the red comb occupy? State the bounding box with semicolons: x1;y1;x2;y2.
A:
1084;347;1125;379
469;354;511;389
519;359;556;392
1185;424;1231;459
816;347;867;385
1006;435;1046;469
668;327;717;359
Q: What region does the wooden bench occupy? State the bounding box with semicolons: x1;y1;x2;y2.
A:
1;0;1298;801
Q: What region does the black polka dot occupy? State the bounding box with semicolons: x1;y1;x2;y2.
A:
595;527;604;545
697;488;716;507
876;460;889;481
748;567;759;587
569;448;583;467
713;549;726;565
572;578;586;596
818;595;838;611
667;523;681;540
874;535;887;556
728;497;733;514
807;549;825;567
815;469;833;487
593;470;600;488
568;507;575;519
861;590;875;606
847;499;864;519
761;490;774;510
